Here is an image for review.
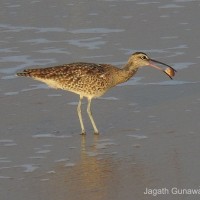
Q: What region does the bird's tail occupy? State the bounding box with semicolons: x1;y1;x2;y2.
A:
17;69;40;77
17;71;30;77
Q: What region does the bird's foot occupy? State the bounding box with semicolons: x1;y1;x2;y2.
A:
94;131;99;135
80;131;86;136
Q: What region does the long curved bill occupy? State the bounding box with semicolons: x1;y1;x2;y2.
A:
148;59;177;79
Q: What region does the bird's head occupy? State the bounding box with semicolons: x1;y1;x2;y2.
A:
127;52;177;79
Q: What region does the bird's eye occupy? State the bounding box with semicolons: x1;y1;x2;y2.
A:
141;55;147;60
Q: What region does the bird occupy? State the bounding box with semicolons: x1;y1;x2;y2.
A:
17;52;176;135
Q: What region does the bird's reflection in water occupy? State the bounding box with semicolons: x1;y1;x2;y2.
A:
38;134;152;200
54;135;116;200
77;136;111;197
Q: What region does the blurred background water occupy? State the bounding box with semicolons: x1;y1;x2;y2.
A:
1;0;200;86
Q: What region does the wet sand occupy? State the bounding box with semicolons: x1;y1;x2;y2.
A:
1;82;200;200
1;1;200;200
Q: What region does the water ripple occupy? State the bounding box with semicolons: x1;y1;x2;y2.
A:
0;23;66;33
69;28;125;34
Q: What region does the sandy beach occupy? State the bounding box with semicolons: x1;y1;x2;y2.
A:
1;1;200;200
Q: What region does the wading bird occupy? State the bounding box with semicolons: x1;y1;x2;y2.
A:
17;52;176;135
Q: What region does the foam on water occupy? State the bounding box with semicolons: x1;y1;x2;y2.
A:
35;150;51;154
65;163;75;167
0;139;17;147
67;102;79;106
0;158;12;163
47;93;62;97
29;156;45;159
36;48;71;54
47;170;56;174
0;164;40;173
21;38;57;44
171;62;195;70
158;3;185;8
4;91;19;96
20;84;49;92
147;80;200;86
55;158;69;162
0;23;66;33
20;164;39;172
98;96;119;101
127;134;148;139
32;133;71;138
69;28;124;34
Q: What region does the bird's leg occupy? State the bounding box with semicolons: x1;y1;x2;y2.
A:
77;95;86;135
87;98;99;135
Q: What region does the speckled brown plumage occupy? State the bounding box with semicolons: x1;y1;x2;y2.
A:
17;52;176;135
17;62;137;98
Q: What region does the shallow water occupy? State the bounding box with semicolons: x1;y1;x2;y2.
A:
1;0;200;200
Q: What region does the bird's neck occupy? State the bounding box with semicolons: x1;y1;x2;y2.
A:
112;67;138;86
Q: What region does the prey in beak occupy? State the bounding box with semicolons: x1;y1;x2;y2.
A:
149;58;177;79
